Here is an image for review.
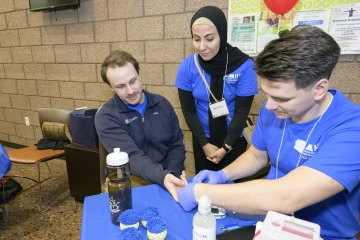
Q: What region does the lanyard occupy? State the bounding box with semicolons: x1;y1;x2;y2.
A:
275;93;334;179
193;51;230;120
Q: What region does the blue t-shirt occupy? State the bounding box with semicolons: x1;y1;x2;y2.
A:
126;94;148;117
175;54;258;138
0;143;11;179
252;89;360;239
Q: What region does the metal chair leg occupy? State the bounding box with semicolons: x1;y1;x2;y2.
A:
7;161;69;214
7;162;52;195
38;162;70;214
37;162;42;214
44;162;52;179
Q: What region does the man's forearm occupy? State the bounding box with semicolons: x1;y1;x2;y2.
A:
222;146;268;181
192;165;346;216
193;179;290;215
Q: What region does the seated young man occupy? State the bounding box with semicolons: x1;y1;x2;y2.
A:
177;26;360;239
95;50;186;201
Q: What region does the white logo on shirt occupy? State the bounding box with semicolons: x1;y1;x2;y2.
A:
224;73;241;84
229;73;241;78
305;144;313;151
294;139;319;159
124;116;138;124
294;139;306;153
303;143;319;158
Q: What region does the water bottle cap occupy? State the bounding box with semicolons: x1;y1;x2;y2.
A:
106;148;129;166
198;195;211;214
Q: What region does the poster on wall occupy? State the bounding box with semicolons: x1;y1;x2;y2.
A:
228;14;257;53
228;0;360;55
329;3;360;52
293;9;331;32
257;11;292;52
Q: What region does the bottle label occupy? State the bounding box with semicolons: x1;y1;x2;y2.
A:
108;184;132;214
109;195;120;213
193;225;216;240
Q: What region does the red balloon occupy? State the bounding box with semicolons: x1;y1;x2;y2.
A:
263;0;299;15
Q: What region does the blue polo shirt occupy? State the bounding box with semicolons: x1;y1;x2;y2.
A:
175;54;258;137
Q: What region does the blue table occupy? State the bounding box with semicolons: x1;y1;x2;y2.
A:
81;184;264;240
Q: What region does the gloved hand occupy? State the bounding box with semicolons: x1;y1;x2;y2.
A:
192;170;227;184
178;183;198;211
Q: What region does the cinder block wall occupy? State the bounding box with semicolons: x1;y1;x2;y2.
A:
0;0;359;173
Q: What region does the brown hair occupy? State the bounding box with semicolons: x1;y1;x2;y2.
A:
254;25;340;89
100;50;140;85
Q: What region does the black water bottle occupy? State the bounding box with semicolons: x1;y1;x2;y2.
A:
106;148;132;225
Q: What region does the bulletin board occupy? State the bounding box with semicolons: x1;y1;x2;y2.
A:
228;0;360;55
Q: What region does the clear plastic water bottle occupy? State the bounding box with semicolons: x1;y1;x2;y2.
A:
106;148;132;225
193;196;216;240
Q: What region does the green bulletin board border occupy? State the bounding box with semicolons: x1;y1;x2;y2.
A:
229;0;360;15
229;0;360;54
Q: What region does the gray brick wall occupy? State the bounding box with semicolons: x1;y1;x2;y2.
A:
0;0;359;175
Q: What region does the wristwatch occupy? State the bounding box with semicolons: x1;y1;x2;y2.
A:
222;144;232;153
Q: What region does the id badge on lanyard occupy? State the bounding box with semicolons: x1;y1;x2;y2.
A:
209;99;229;119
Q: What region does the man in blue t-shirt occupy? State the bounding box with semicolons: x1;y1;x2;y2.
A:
177;25;360;239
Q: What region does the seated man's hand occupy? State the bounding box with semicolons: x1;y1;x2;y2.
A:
180;170;188;185
164;171;188;202
192;170;227;184
178;183;197;211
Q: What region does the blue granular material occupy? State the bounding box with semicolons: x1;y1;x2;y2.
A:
140;207;159;221
119;227;142;240
117;209;140;225
147;218;167;234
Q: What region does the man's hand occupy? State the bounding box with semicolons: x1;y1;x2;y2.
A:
178;183;198;211
192;170;227;184
180;170;188;185
164;171;187;202
209;147;227;164
202;143;218;163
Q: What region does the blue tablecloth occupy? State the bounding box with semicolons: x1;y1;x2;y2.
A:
81;184;264;240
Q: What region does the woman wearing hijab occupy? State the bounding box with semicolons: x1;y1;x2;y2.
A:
175;6;258;173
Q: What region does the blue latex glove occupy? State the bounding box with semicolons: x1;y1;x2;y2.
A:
192;170;227;184
178;183;198;211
